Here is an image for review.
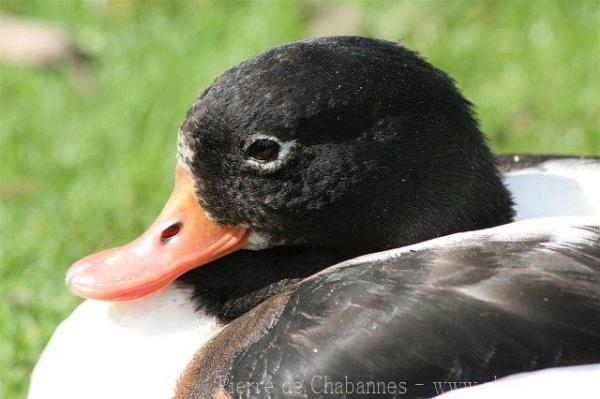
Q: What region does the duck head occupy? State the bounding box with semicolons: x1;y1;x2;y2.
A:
67;37;514;302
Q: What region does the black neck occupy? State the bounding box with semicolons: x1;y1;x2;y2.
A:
178;246;343;322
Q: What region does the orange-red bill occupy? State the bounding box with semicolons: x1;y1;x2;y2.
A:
66;165;249;301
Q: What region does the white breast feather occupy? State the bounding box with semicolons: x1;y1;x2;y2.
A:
28;285;221;399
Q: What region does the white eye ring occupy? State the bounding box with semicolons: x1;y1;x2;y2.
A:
244;134;296;172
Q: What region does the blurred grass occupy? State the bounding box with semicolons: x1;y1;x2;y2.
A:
0;1;598;397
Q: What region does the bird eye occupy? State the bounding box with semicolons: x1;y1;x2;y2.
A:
245;138;281;162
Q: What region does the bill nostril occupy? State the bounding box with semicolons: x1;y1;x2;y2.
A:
161;223;182;242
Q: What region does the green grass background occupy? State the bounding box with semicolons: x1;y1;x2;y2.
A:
1;1;599;397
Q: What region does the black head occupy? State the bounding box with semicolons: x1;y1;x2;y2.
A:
67;37;513;311
178;36;514;258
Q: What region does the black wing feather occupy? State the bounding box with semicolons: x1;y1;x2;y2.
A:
220;225;600;398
